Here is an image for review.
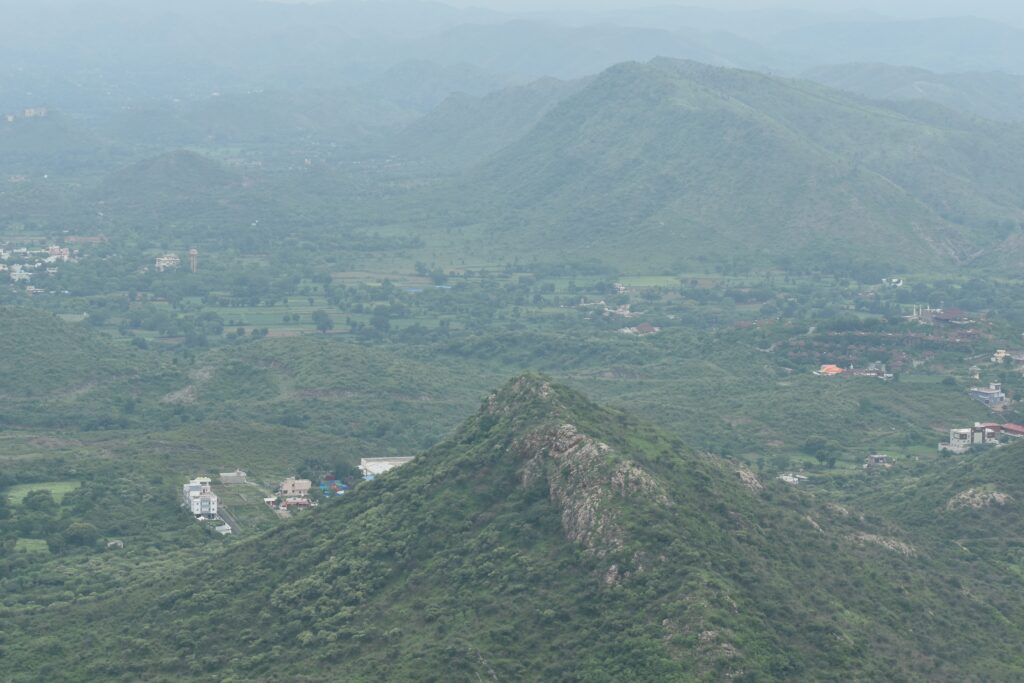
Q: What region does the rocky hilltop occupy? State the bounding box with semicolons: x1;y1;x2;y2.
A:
9;375;1024;681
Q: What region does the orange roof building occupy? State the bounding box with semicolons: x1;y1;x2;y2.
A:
816;364;845;376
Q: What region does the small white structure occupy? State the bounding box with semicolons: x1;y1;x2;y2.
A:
777;473;808;485
359;457;415;480
182;477;218;519
219;469;247;484
214;524;233;535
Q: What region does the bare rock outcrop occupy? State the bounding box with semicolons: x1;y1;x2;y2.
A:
946;488;1014;511
516;423;669;559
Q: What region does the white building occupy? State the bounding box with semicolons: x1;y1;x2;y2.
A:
939;424;999;454
183;477;218;519
155;254;181;272
359;457;415;480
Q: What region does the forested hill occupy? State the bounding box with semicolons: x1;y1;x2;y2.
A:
460;58;1024;273
8;375;1024;681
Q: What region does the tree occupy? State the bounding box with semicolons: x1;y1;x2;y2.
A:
62;522;100;547
312;309;334;334
22;490;57;514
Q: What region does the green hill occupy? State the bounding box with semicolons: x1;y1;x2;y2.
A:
458;59;1024;273
390;76;587;167
8;375;1024;681
0;307;182;429
805;63;1024;124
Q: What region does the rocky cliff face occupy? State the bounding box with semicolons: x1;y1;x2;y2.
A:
514;422;669;559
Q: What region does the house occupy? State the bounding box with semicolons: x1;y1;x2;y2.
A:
969;382;1006;408
182;477;218;519
777;473;808;485
219;469;247;484
864;454;893;469
359;457;415;480
815;364;845;376
1001;423;1024;438
281;497;312;509
939;424;999;453
279;478;312;497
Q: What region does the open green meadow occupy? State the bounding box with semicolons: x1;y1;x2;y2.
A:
5;481;81;505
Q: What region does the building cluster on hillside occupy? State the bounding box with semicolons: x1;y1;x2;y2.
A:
2;245;75;291
153;249;199;274
182;477;219;520
939;422;1024;453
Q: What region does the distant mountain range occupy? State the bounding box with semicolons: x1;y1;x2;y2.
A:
805;63;1024;123
3;0;1024;115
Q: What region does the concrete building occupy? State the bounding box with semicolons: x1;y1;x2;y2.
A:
183;477;218;519
359;457;415;480
279;478;312;497
969;382;1006;408
219;469;247;484
939;424;999;453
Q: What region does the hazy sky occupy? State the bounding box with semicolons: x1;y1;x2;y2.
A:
264;0;1024;26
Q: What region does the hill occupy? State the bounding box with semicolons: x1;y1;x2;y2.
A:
455;58;1024;273
0;307;182;429
7;375;1024;681
805;63;1024;123
389;76;587;166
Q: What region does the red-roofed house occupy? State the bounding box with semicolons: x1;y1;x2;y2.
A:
1001;423;1024;437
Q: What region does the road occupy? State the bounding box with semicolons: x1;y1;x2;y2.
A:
219;506;242;534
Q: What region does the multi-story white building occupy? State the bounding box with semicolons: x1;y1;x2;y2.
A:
939;424;999;454
183;477;218;519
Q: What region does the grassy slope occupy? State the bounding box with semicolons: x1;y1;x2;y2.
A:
7;376;1024;681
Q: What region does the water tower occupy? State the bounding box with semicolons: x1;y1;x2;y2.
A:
188;248;198;273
